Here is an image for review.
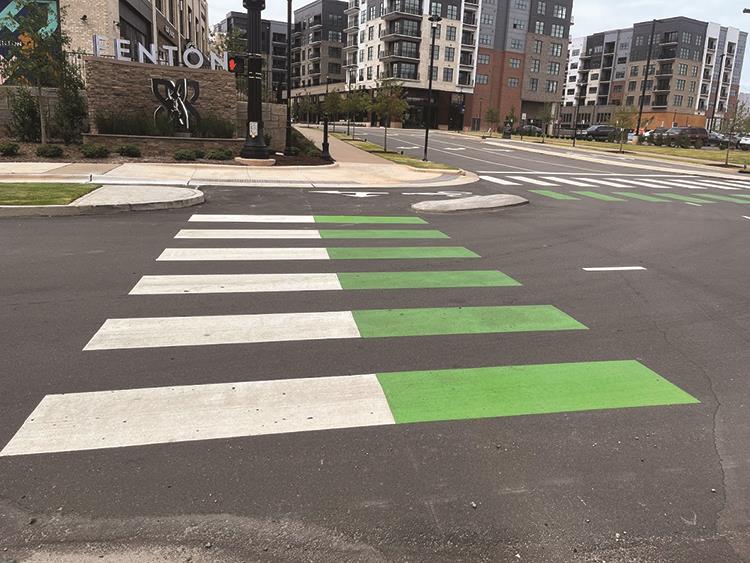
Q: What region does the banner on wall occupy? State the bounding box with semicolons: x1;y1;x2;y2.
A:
0;0;59;58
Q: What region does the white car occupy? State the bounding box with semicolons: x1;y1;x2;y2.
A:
739;136;750;151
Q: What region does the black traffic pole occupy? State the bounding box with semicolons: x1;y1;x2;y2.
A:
423;14;442;162
322;78;332;160
240;0;270;159
284;0;294;155
636;19;657;136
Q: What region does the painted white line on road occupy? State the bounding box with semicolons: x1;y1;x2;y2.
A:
508;176;557;186
722;180;750;188
443;147;466;151
84;311;362;351
189;215;317;224
542;177;596;187
643;179;707;190
130;273;343;295
582;267;647;272
742;216;750;220
686;180;741;191
175;229;322;239
0;374;394;456
584;178;633;188
396;146;419;150
479;175;520;186
684;202;702;206
157;248;332;261
616;178;677;190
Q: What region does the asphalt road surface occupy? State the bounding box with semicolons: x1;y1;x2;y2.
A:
2;141;750;562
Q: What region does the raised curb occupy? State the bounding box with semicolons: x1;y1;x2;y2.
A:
412;194;529;213
406;166;464;175
0;189;204;218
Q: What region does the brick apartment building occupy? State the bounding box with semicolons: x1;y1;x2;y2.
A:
563;17;748;132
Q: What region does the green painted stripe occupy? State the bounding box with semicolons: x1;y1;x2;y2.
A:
337;270;521;290
573;191;626;202
529;189;580;200
658;194;715;203
377;360;699;424
314;215;428;224
326;247;480;260
691;194;750;204
613;192;670;202
730;194;750;199
319;229;449;239
352;305;586;338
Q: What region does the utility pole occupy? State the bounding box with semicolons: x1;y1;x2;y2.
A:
284;0;294;155
423;14;442;161
240;0;270;159
636;19;657;136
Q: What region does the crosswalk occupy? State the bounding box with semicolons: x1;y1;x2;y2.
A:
0;213;700;457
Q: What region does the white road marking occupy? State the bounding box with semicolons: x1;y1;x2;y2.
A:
175;229;322;239
643;179;708;190
542;177;596;187
396;146;419;150
188;215;317;223
310;191;389;198
742;216;750;220
130;273;343;295
616;178;679;189
684;202;702;206
479;175;520;186
157;248;332;261
443;147;466;151
0;374;395;456
84;311;362;351
584;178;633;188
722;180;750;188
402;191;473;197
684;180;741;190
508;176;557;186
582;267;647;272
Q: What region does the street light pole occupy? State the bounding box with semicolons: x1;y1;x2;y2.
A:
709;53;726;132
284;0;294;155
240;0;270;160
322;78;332;160
636;19;657;136
423;14;442;162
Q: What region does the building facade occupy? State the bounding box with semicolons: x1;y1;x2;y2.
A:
564;17;748;131
292;0;347;89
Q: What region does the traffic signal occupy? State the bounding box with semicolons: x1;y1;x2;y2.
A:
228;55;245;75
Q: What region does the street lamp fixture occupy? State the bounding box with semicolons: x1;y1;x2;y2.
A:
423;14;442;162
240;0;270;160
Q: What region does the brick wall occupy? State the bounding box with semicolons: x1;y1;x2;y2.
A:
236;102;288;151
0;87;60;134
85;58;236;134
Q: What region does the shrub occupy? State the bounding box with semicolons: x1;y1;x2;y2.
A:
206;148;234;160
51;64;87;144
117;144;141;157
193;114;235;138
0;142;20;156
174;149;197;161
81;144;110;158
95;112;176;137
193;148;206;159
291;128;322;157
7;88;41;142
36;144;63;158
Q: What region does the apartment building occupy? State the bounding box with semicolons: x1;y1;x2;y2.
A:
213;12;289;101
292;0;347;89
563;17;748;131
62;0;209;59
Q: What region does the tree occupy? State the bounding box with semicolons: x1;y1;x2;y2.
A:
720;101;750;166
538;102;555;143
372;80;409;152
484;107;500;137
323;90;344;132
0;0;81;145
505;106;517;128
611;105;638;153
343;90;372;140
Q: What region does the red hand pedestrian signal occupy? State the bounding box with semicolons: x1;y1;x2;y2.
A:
228;56;245;75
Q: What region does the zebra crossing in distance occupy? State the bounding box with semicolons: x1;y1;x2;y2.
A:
0;212;700;457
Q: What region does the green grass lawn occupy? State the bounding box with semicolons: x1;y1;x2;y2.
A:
0;183;99;205
332;133;458;170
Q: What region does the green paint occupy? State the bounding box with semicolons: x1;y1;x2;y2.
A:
573;191;626;202
377;360;699;424
314;215;428;224
319;229;449;239
337;270;521;290
658;194;715;204
326;247;479;260
691;194;750;204
730;194;750;199
613;192;670;202
529;189;580;200
352;305;587;338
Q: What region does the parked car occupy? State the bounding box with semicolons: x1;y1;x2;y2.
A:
665;127;709;148
643;127;670;141
738;136;750;151
582;125;617;141
516;124;543;136
707;131;726;146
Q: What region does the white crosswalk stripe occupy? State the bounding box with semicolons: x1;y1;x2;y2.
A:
542;177;596;187
636;178;707;190
584;178;633;188
616;179;678;189
158;248;332;261
685;179;741;190
508;176;556;186
479;175;519;185
130;274;343;295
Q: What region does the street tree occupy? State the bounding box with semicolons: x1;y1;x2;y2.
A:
323;90;344;132
611;105;638;153
343;90;372;139
373;79;409;152
484;107;500;137
538;102;555;143
720;101;750;165
0;0;82;145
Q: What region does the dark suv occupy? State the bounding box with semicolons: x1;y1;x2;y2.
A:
582;125;617;141
665;127;709;148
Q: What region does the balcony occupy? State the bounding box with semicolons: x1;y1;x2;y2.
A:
384;2;422;20
382;23;421;40
656;49;676;61
344;18;358;33
459;54;474;67
381;47;420;60
463;13;477;27
458;77;473;86
344;0;359;14
383;71;420;81
659;32;678;45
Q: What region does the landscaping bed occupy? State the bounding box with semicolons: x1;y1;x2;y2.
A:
0;183;99;205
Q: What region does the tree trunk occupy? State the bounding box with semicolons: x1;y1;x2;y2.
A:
37;84;48;145
384;119;388;152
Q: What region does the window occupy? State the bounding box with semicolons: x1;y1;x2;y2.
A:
514;0;528;8
367;66;372;79
367;46;373;60
534;21;544;34
551;24;564;38
530;59;540;72
512;19;526;30
329;31;342;42
533;39;543;54
681;32;691;44
549;43;562;57
591;73;599;80
430;1;441;16
368;26;374;40
430;66;437;80
478;53;490;64
480;13;494;25
530;77;539;91
572;49;580;56
510;58;521;69
446;5;457;19
628;81;637;92
553;4;566;18
625;96;634;106
537;1;546;15
446;26;456;41
445;46;455;62
679;47;690;59
687;96;694;107
691;66;699;77
689;81;696;93
619;42;629;51
547;62;560;74
675;79;685;91
511;38;524;50
508;77;519;87
443;67;454;82
677;63;688;75
674;94;683;106
476;73;489;84
695;35;703;46
635;35;643;47
615;71;625;79
480;34;492;45
432;45;439;59
546;80;558;93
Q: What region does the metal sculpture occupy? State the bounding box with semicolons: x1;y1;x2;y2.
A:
151;78;200;131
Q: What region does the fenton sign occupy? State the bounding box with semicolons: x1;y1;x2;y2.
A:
91;35;228;71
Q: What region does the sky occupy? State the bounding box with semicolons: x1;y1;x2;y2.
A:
207;0;750;92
